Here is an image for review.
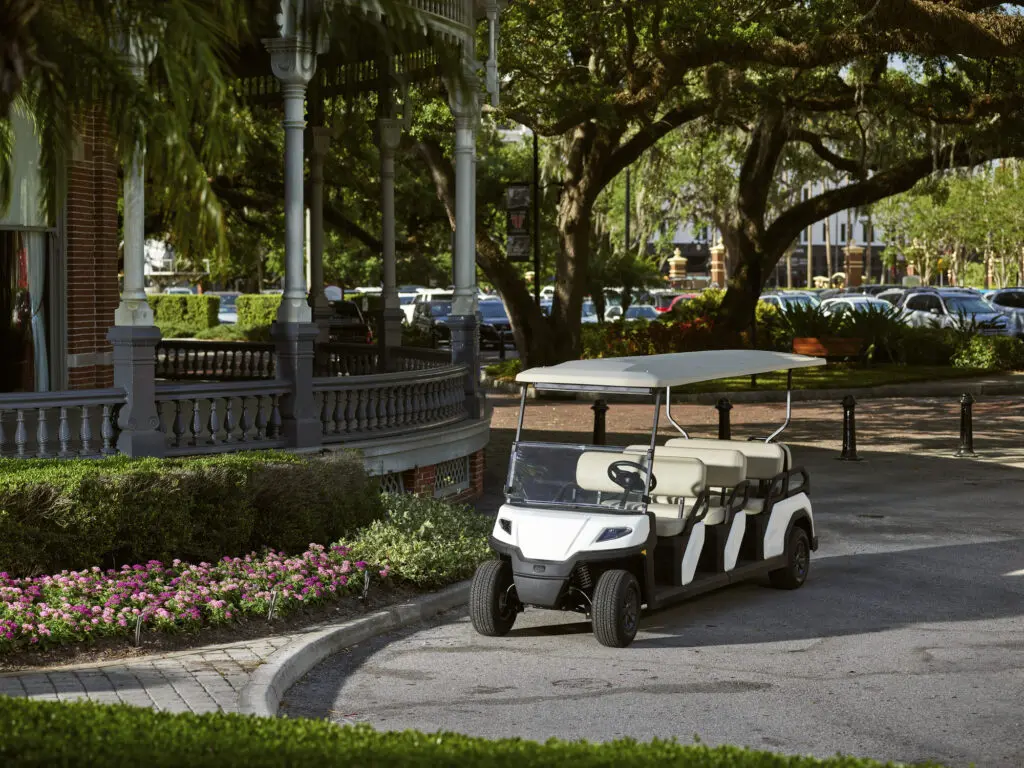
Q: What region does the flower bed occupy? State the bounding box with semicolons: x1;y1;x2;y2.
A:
0;544;384;653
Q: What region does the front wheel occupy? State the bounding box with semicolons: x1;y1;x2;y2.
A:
769;526;811;590
470;559;519;636
592;569;641;648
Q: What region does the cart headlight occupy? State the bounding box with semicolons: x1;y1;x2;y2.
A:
498;518;512;535
596;527;632;543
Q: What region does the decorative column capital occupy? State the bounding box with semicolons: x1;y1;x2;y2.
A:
447;71;482;128
263;36;317;87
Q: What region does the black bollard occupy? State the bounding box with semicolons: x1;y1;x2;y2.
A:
838;394;860;461
498;330;506;361
592;399;609;446
955;393;976;457
715;398;733;440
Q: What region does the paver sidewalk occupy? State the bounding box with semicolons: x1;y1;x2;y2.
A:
0;634;299;714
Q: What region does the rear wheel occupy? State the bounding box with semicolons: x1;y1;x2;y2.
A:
470;559;519;636
769;526;811;590
592;569;641;648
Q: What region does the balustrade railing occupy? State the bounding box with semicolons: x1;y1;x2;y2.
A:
406;0;468;25
313;365;468;441
0;389;125;458
316;343;380;377
156;340;275;381
155;381;288;456
389;346;452;371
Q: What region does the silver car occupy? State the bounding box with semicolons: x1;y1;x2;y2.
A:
901;290;1014;336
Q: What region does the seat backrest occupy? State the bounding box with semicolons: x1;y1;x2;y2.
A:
664;438;785;480
576;451;705;498
625;444;745;489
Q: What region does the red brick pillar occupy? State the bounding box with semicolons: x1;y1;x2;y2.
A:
66;111;119;389
843;245;865;288
710;241;727;288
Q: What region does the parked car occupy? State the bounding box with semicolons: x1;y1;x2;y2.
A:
164;286;194;295
606;304;659;322
760;292;820;312
478;299;514;349
540;298;601;323
848;284;902;296
398;292;421;324
209;291;240;324
900;289;1014;336
411;299;455;346
328;299;373;344
876;288;908;305
650;292;681;313
983;288;1024;336
819;296;894;317
666;293;700;313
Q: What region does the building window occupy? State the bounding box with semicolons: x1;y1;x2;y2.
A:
800;230;806;244
839;223;847;243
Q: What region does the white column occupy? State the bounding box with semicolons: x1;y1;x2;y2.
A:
450;85;480;318
308;126;332;322
115;53;154;327
265;37;317;325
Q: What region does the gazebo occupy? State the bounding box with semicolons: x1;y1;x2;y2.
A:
0;0;505;500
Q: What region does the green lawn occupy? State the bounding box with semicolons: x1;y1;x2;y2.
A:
485;359;994;392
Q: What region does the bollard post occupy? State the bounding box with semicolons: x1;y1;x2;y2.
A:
498;330;506;361
838;394;860;461
592;398;609;446
955;393;976;457
715;398;733;440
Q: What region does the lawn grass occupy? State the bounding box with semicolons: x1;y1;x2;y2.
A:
485;359;994;391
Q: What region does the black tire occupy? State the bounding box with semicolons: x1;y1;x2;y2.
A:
769;526;811;590
591;569;641;648
470;559;518;636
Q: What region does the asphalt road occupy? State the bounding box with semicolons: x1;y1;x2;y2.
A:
283;446;1024;767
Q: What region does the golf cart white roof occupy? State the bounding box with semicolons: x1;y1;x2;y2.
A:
516;350;825;391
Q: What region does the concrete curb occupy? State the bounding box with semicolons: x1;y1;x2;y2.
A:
238;581;470;718
480;372;1024;405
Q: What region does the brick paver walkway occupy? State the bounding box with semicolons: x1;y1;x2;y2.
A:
0;634;299;714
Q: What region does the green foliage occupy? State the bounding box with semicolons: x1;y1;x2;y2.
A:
348;495;493;589
779;304;848;339
952;336;1024;371
147;295;219;331
754;302;790;351
581;318;732;358
192;325;271;342
0;697;932;768
155;322;196;339
667;289;725;323
484;359;524;382
0;453;383;577
236;295;281;330
898;327;958;366
401;323;435;348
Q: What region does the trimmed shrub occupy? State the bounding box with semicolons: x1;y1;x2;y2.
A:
667;288;724;323
0;452;383;576
154;321;195;339
0;697;931;767
581;318;738;359
484;358;523;382
952;335;1024;371
147;294;219;331
237;295;281;330
899;327;958;366
192;325;271;342
347;494;492;588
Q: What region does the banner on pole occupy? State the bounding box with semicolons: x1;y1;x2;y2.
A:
506;183;531;262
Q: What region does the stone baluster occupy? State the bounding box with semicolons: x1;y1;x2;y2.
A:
367;388;379;430
333;390;347;433
224;397;237;443
100;404;116;455
320;392;333;435
0;410;7;455
190;399;203;446
241;396;254;441
172;401;186;447
393;385;406;427
208;398;220;445
79;405;93;456
15;409;27;457
403;385;413;423
269;394;282;439
255;396;268;440
35;407;50;458
58;407;73;457
344;389;356;433
386;388;397;429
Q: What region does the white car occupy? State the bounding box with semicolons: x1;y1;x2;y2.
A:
819;296;894;317
470;350;822;648
760;292;820;312
605;304;659;322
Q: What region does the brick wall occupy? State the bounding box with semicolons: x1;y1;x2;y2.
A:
400;449;485;502
66;110;119;390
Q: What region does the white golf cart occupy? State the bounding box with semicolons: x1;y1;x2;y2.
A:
470;350;824;648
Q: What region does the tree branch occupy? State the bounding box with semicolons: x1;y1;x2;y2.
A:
791;129;874;178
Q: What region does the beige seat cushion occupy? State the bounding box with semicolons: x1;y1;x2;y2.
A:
649;499;718;536
665;437;786;480
627;444;745;488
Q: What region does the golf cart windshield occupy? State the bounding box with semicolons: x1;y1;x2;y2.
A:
507;443;652;513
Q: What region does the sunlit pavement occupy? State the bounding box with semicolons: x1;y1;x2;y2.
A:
284;395;1024;767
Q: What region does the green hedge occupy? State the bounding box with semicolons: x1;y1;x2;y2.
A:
952;335;1024;370
237;294;281;330
0;698;930;768
0;452;383;576
147;295;219;331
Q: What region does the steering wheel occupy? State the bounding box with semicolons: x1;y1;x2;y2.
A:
607;460;656;495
